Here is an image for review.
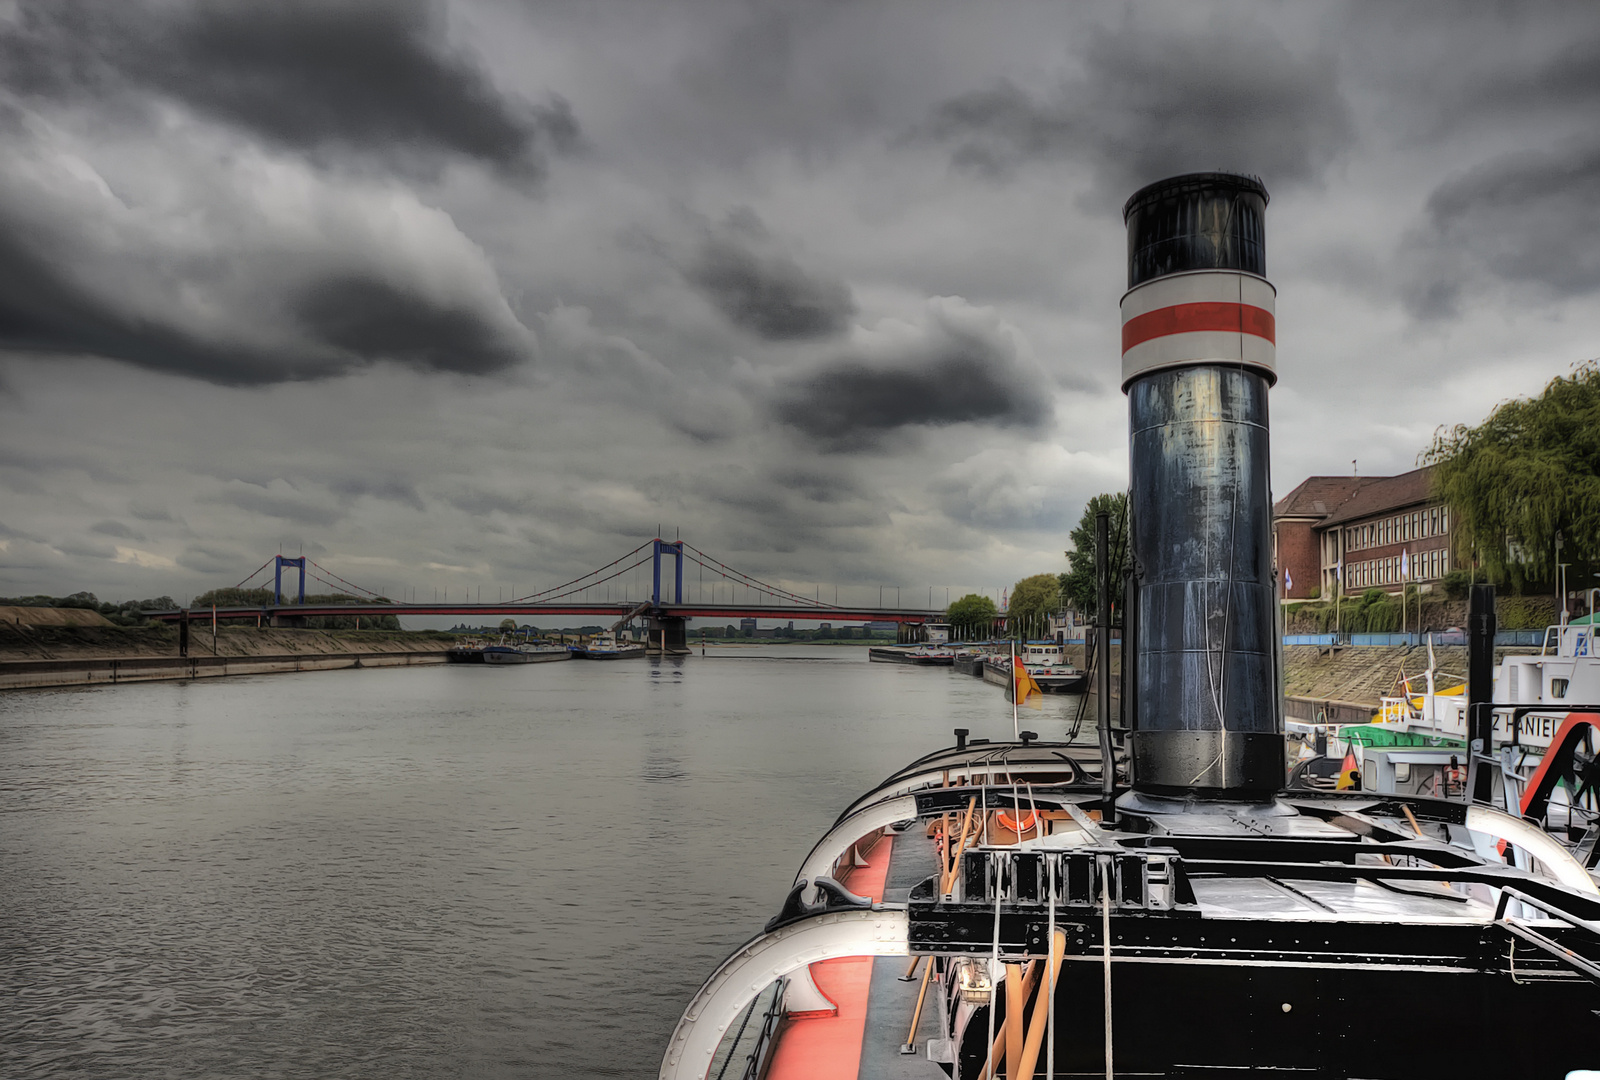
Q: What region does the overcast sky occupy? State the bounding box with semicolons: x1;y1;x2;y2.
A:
3;0;1599;610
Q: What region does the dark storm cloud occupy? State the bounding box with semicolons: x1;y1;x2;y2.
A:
684;228;856;341
90;520;144;541
0;226;530;384
294;277;528;376
0;0;579;182
0;229;311;385
1399;141;1600;317
771;304;1049;450
926;19;1352;193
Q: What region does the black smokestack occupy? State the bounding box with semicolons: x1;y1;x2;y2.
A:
1121;173;1282;798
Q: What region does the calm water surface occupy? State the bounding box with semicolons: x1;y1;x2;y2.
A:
0;645;1083;1078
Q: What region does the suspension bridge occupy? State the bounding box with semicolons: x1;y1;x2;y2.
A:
144;538;950;652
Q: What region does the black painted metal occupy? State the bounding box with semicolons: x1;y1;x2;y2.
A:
1122;172;1282;798
1123;172;1268;288
1096;511;1118;821
1468;583;1498;802
1127;366;1281;796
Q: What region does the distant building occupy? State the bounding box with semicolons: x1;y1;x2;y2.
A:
817;622;833;634
1317;467;1452;597
1273;467;1454;599
1272;476;1371;600
739;617;758;636
863;620;896;634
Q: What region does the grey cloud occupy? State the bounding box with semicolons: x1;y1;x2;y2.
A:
0;227;529;384
0;231;307;384
1394;139;1600;318
327;476;426;512
1;0;579;182
771;302;1049;450
1411;143;1600;311
128;503;175;523
440;488;532;517
202;484;342;529
176;544;250;575
55;538;117;560
295;276;529;376
684;226;856;341
927;20;1352;193
90;520;144;541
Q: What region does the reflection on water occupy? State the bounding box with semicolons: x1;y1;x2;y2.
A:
0;645;1081;1078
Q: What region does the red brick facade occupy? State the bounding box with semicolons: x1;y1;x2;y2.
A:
1273;468;1452;601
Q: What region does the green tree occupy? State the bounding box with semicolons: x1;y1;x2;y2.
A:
1060;492;1131;619
946;593;998;640
1007;573;1060;639
499;618;517;632
1425;360;1600;590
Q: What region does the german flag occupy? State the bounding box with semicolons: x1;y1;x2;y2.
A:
1335;747;1361;791
1013;663;1044;711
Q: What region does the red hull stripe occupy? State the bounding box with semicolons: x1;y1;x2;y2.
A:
1122;302;1275;352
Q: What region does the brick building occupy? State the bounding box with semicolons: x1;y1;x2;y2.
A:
1273;466;1454;600
1317;466;1452;597
1272;476;1369;599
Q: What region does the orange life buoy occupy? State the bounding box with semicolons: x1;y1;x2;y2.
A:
997;809;1037;833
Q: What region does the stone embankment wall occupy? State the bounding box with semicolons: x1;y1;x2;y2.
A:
1282;595;1561;635
0;622;454;690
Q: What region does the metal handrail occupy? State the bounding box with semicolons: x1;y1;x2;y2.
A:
1493;886;1600;982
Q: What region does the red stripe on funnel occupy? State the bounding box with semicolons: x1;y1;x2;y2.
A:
1122;302;1275;352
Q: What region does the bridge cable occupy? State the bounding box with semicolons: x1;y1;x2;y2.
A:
679;544;842;609
305;559;384;599
515;552;658;605
233;558;275;590
503;540;655;605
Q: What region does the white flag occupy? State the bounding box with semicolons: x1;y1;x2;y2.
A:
1333;562;1341;581
1400;549;1409;579
1285;567;1293;591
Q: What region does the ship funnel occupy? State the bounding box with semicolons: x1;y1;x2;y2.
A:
1121;173;1282;798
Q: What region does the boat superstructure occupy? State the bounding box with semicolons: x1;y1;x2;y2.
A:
569;632;646;660
661;173;1600;1079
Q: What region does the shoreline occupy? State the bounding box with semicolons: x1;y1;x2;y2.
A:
0;650;450;691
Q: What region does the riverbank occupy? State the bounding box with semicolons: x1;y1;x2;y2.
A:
0;623;456;690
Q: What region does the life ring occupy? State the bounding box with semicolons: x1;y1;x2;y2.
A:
996;809;1037;833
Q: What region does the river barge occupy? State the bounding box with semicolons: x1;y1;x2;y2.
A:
661;173;1600;1079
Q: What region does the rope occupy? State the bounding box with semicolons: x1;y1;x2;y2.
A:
714;992;761;1080
1041;780;1055;1080
1101;852;1114;1080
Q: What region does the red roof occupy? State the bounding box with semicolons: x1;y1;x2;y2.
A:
1317;466;1438;527
1272;476;1372;521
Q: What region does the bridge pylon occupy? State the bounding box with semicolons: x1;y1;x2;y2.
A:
651;540;683;607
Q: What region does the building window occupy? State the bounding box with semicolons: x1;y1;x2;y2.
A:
1441;508;1448;533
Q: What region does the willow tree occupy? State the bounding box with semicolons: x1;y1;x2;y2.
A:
1424;360;1600;587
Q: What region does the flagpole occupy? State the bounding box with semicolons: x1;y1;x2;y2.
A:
1011;638;1020;740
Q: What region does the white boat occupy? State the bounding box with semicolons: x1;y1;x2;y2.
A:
1018;639;1087;693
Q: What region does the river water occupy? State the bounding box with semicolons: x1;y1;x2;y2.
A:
0;645;1084;1078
